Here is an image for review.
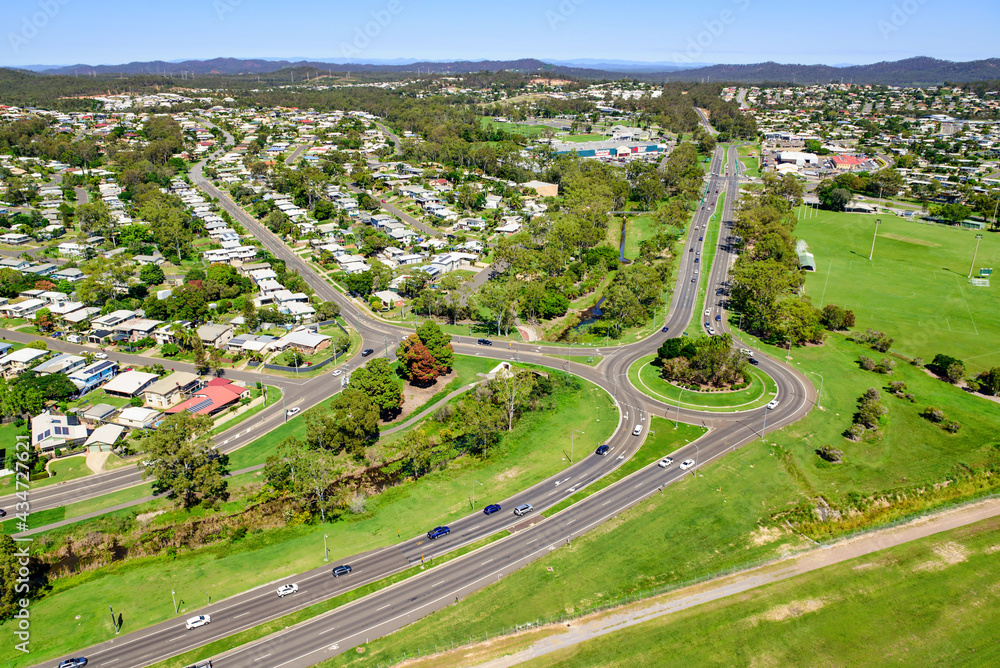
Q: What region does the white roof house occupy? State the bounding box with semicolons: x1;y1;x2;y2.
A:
101;371;160;397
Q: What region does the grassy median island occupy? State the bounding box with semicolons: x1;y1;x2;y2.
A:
519;513;1000;667
0;362;618;666
628;353;777;412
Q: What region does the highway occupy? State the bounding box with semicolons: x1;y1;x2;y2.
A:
27;144;816;668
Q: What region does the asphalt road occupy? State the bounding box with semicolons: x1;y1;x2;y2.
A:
31;143;817;668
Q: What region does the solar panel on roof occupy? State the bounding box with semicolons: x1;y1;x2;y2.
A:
185;399;213;414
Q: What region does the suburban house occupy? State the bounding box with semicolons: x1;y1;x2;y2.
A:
0;348;49;377
373;290;404;310
0;233;32;245
142;371;202;408
33;353;86;376
80;403;117;425
31;411;89;451
1;298;47;319
165;378;251;416
113;318;163;343
197;323;234;349
91;310;137;329
101;370;160;398
227;333;279;354
83;424;126;450
68;360;119;394
522;180;558;197
270;328;331;355
115;406;161;429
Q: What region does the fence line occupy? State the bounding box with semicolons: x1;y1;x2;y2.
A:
372;491;1000;667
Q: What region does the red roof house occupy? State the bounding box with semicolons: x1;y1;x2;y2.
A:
165;379;251;416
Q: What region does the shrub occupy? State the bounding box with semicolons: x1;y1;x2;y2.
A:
874;358;896;375
888;380;906;395
943;421;961;433
845;423;867;441
817;445;844;463
910;357;924;367
921;406;945;423
858;355;876;371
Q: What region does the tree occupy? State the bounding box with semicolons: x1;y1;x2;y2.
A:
929;203;973;224
478;279;519;336
457;399;507;455
975;367;1000;396
415;320;454;372
822;187;853;212
397;335;445;385
139;264;165;286
283;349;306;368
192;339;209;375
349;357;403;420
264;437;342;521
327;389;380;455
161;342;180;357
489;366;537;431
820;304;856;331
139;412;229;509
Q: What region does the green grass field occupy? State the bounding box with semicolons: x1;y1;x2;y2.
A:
629;354;777;412
794;209;1000;371
562;133;605;142
521;513;1000;667
0;362;620;665
622;215;657;260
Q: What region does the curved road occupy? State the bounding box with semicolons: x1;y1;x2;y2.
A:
29;145;816;668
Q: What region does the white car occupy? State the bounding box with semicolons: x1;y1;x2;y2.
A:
93;352;108;359
632;424;643;436
766;399;779;410
332;369;343;377
658;457;674;469
704;309;710;316
276;583;299;597
185;615;211;630
679;459;695;471
286;407;301;417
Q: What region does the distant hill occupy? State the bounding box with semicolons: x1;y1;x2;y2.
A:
25;56;1000;85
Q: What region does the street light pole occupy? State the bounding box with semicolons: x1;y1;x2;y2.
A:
171;589;177;614
674;387;684;428
810;371;824;409
472;480;482;509
968;233;984;279
571;430;584;463
869;218;881;261
323;534;329;562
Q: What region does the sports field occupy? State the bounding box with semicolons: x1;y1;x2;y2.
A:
794;209;1000;371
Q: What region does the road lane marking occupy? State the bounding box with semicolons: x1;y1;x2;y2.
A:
234;611;253;618
255;653;273;661
376;603;391;611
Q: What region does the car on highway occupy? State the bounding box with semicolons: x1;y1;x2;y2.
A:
483;503;501;515
748;357;759;365
661;326;669;333
93;352;108;359
0;509;6;518
426;526;451;540
690;247;694;252
632;424;643;436
361;348;375;357
679;459;695;471
694;257;699;263
691;277;696;282
658;457;674;469
708;327;716;335
715;314;722;321
276;583;299;597
595;444;610;456
704;309;710;316
286;407;301;418
477;338;493;346
185;615;211;630
716;288;724;295
704;321;711;329
332;565;353;577
58;660;88;668
699;236;704;241
767;399;779;410
513;503;534;516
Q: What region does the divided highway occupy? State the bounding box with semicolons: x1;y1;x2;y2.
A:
27;144;816;668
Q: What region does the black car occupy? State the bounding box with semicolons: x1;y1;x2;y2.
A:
332;565;352;577
426;526;451;540
595;444;611;456
483;503;501;515
477;338;493;346
748;358;759;365
0;509;6;517
361;348;374;357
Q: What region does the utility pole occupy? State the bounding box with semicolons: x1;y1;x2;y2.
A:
968;233;984;278
868;218;881;261
571;430;584;463
810;371;824;410
472;480;482;509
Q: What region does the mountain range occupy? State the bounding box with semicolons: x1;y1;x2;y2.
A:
18;56;1000;85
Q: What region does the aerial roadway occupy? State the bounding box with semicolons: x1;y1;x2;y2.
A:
25;145;815;668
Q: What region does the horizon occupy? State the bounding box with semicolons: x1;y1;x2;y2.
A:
3;0;998;68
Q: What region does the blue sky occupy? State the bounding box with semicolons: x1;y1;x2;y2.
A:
3;0;997;67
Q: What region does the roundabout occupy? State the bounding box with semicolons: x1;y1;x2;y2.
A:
628;353;778;412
